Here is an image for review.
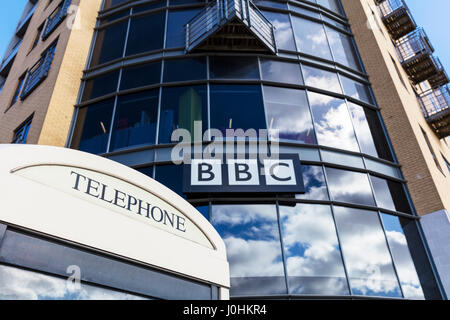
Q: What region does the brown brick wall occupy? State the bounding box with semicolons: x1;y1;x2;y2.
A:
341;0;450;216
0;0;101;147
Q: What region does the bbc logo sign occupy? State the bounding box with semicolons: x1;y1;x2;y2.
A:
183;154;305;194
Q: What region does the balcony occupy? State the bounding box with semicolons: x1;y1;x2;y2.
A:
395;29;448;87
418;85;450;139
42;0;72;40
185;0;277;54
378;0;416;40
20;42;57;99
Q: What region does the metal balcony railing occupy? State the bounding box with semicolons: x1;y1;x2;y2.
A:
20;42;57;99
395;28;433;63
185;0;276;53
418;85;450;138
378;0;416;40
42;0;72;40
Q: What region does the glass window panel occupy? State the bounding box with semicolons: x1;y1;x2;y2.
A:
295;165;329;200
279;204;348;295
210;85;266;135
260;59;303;85
133;1;165;13
302;65;342;94
154;165;185;197
126;12;165;56
159;85;207;144
321;150;365;169
0;264;146;300
308;92;360;152
103;0;129;10
289;5;321;19
370;175;396;212
209;56;259;79
110;90;159;151
263;86;315;144
340;75;374;105
166;9;201;48
365;158;401;179
347;102;378;158
120;61;161;90
164;57;206;82
255;0;287;10
71;99;115;154
370;176;412;214
325;27;361;71
211;204;286;296
316;0;343;14
261;10;296;51
364;109;393;162
90;22;128;67
381;214;425;299
325;167;376;206
333;206;402;298
169;0;205;5
291;16;332;60
136;166;154;179
82;70;120;102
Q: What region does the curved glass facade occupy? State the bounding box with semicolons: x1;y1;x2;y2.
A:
68;0;442;299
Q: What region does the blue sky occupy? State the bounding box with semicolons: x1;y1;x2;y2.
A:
0;0;448;73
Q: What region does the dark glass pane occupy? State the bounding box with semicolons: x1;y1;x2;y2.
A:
308;92;360;152
120;61;161;90
99;9;130;25
370;176;412;214
347;102;378;158
261;10;296;51
296;165;329;200
169;0;205;5
126;12;165;56
340;75;374;105
110;90;159;151
210;85;266;135
136;166;154;179
325;167;375;206
333;206;402;298
381;214;425;299
0;264;146;300
159;85;207;144
154;165;185;197
163;57;206;82
364;108;394;162
71;99;115;154
326;26;361;71
211;204;286;296
260;59;303;85
291;16;332;60
279;204;349;295
302;65;342;94
133;1;165;13
82;70;120;102
90;22;128;67
103;0;129;10
263;86;315;144
166;9;201;48
209;56;259;80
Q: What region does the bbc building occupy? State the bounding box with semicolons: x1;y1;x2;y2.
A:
0;0;449;300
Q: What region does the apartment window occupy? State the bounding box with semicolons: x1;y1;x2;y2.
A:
42;0;72;40
421;127;443;173
10;73;26;107
0;79;5;95
21;41;58;100
12;116;33;144
30;24;44;51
